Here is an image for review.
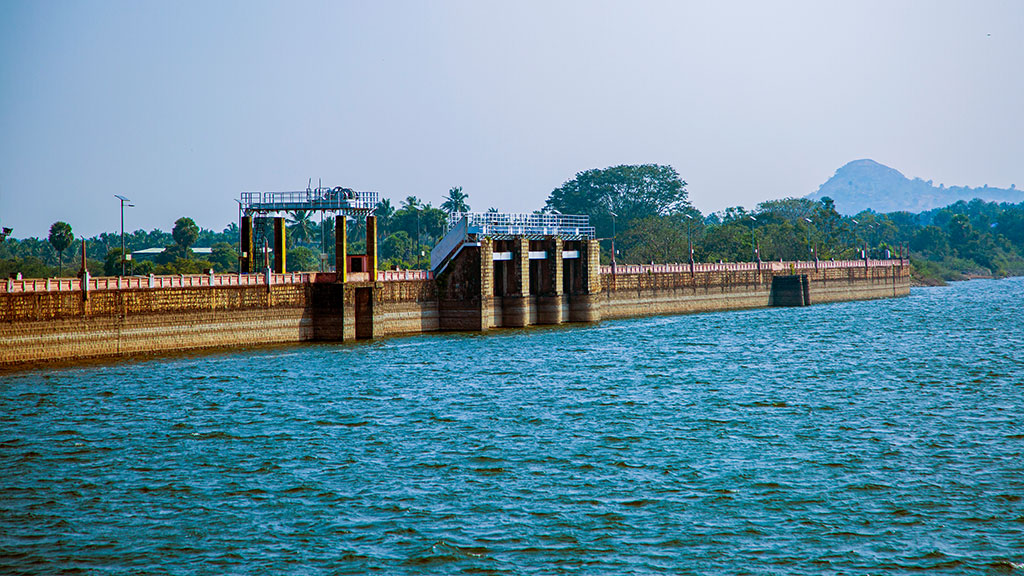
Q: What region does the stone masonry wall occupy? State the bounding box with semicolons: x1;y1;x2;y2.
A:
600;263;909;319
1;284;312;366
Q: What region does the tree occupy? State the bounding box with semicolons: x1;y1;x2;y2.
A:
545;164;689;237
48;221;74;275
287;210;314;246
375;199;395;235
756;198;817;223
618;216;688;264
172;217;199;250
104;248;126;276
210;242;239;272
286;246;319;272
402;196;422;211
441;186;470;214
911;226;949;258
380;230;417;267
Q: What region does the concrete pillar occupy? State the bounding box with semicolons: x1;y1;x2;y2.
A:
537;236;563;325
480;238;494;299
335;216;347;283
366;215;378;282
569;238;602;323
273;217;286;274
480;238;494;330
503;236;531;327
240;216;253;273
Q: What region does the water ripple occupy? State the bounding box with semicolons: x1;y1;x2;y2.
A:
2;278;1024;574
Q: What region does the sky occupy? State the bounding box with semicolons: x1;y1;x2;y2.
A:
1;0;1022;239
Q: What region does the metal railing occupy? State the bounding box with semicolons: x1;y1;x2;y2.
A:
449;212;595;240
240;188;380;214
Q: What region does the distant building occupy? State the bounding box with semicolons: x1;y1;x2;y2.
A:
131;247;213;260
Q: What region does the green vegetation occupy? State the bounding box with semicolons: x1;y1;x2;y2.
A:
545;164;690;239
47;221;74;275
3;168;1023;284
604;195;1024;285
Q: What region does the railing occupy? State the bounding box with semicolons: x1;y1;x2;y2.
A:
448;212;596;240
4;259;905;294
377;269;433;282
600;259;908;275
240;188;380;214
5;272;325;294
3;269;441;294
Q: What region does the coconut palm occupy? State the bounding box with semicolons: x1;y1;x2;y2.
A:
402;196;422;211
375;199;395;235
288;210;314;246
441;186;470;214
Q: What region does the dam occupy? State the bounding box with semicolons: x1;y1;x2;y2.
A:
0;207;909;367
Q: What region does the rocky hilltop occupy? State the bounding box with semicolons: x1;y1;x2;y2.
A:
806;159;1023;214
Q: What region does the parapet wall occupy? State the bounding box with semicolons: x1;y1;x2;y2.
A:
0;259;910;367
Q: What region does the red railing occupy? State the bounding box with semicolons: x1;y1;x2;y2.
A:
377;269;433;282
4;260;901;294
3;269;437;294
600;259;907;276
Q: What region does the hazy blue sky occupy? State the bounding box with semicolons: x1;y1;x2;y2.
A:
1;0;1021;239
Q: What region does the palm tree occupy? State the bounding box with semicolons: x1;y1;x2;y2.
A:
375;199;395;235
441;186;470;214
48;221;74;275
402;196;421;211
288;210;314;246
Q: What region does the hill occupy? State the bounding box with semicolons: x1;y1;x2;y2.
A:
806;159;1023;215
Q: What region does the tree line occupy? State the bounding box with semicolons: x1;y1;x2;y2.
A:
0;187;474;277
3;167;1023;283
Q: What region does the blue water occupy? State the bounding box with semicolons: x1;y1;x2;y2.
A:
2;278;1023;574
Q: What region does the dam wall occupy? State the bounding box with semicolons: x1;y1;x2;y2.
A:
0;247;909;367
600;260;909;320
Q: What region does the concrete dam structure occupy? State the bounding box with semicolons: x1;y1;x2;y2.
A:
0;210;909;367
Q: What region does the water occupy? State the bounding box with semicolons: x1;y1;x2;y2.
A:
2;278;1023;574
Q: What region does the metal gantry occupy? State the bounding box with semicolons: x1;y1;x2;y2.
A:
239;186;379;216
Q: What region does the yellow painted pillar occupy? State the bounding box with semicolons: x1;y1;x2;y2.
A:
335;215;347;283
366;215;378;282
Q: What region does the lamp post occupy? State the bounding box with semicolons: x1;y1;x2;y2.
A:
114;195;133;275
609;210;618;271
803;217;815;261
749;215;758;262
684;213;694;266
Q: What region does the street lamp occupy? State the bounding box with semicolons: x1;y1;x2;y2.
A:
609;210;618;270
114;195;133;275
684;213;694;265
803;217;815;261
749;215;758;262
